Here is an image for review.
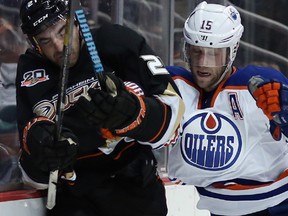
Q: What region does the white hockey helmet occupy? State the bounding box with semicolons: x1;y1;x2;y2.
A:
183;1;244;67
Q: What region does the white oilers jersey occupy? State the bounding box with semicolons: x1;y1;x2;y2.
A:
167;65;288;215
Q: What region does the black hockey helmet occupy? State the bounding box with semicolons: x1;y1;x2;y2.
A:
20;0;68;36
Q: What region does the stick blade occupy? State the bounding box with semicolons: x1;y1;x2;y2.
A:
46;170;58;210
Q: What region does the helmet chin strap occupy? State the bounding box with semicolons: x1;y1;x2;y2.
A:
27;36;41;54
209;62;232;90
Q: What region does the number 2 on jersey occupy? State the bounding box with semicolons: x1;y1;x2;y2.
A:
140;55;169;75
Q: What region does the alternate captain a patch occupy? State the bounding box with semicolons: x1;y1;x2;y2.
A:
180;110;242;171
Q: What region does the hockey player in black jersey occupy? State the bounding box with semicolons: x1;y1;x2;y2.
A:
16;0;184;215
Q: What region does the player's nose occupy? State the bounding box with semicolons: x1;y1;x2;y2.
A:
52;37;64;52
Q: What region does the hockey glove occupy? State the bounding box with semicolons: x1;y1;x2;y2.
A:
115;145;158;187
75;73;146;137
22;117;78;172
248;75;288;140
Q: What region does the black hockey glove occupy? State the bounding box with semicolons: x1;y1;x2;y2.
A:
22;117;78;172
75;73;146;137
115;145;158;187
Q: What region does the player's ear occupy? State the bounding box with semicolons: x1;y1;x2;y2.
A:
72;19;82;41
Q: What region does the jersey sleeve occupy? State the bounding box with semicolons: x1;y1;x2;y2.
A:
96;24;185;148
133;37;185;148
126;52;185;148
16;51;36;143
16;51;52;184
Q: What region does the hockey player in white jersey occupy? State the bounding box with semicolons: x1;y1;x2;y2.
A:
167;1;288;216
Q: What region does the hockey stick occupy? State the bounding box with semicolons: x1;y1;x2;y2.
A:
47;1;107;209
74;3;107;89
46;0;78;210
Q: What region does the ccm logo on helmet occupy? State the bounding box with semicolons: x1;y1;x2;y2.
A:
33;14;49;27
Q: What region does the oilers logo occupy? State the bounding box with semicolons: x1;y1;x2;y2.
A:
181;110;242;171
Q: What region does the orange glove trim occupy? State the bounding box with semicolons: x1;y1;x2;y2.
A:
22;116;54;155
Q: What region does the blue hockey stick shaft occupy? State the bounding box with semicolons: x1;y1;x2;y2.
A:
74;7;107;90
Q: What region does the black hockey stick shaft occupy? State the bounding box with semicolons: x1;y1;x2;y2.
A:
46;0;77;210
